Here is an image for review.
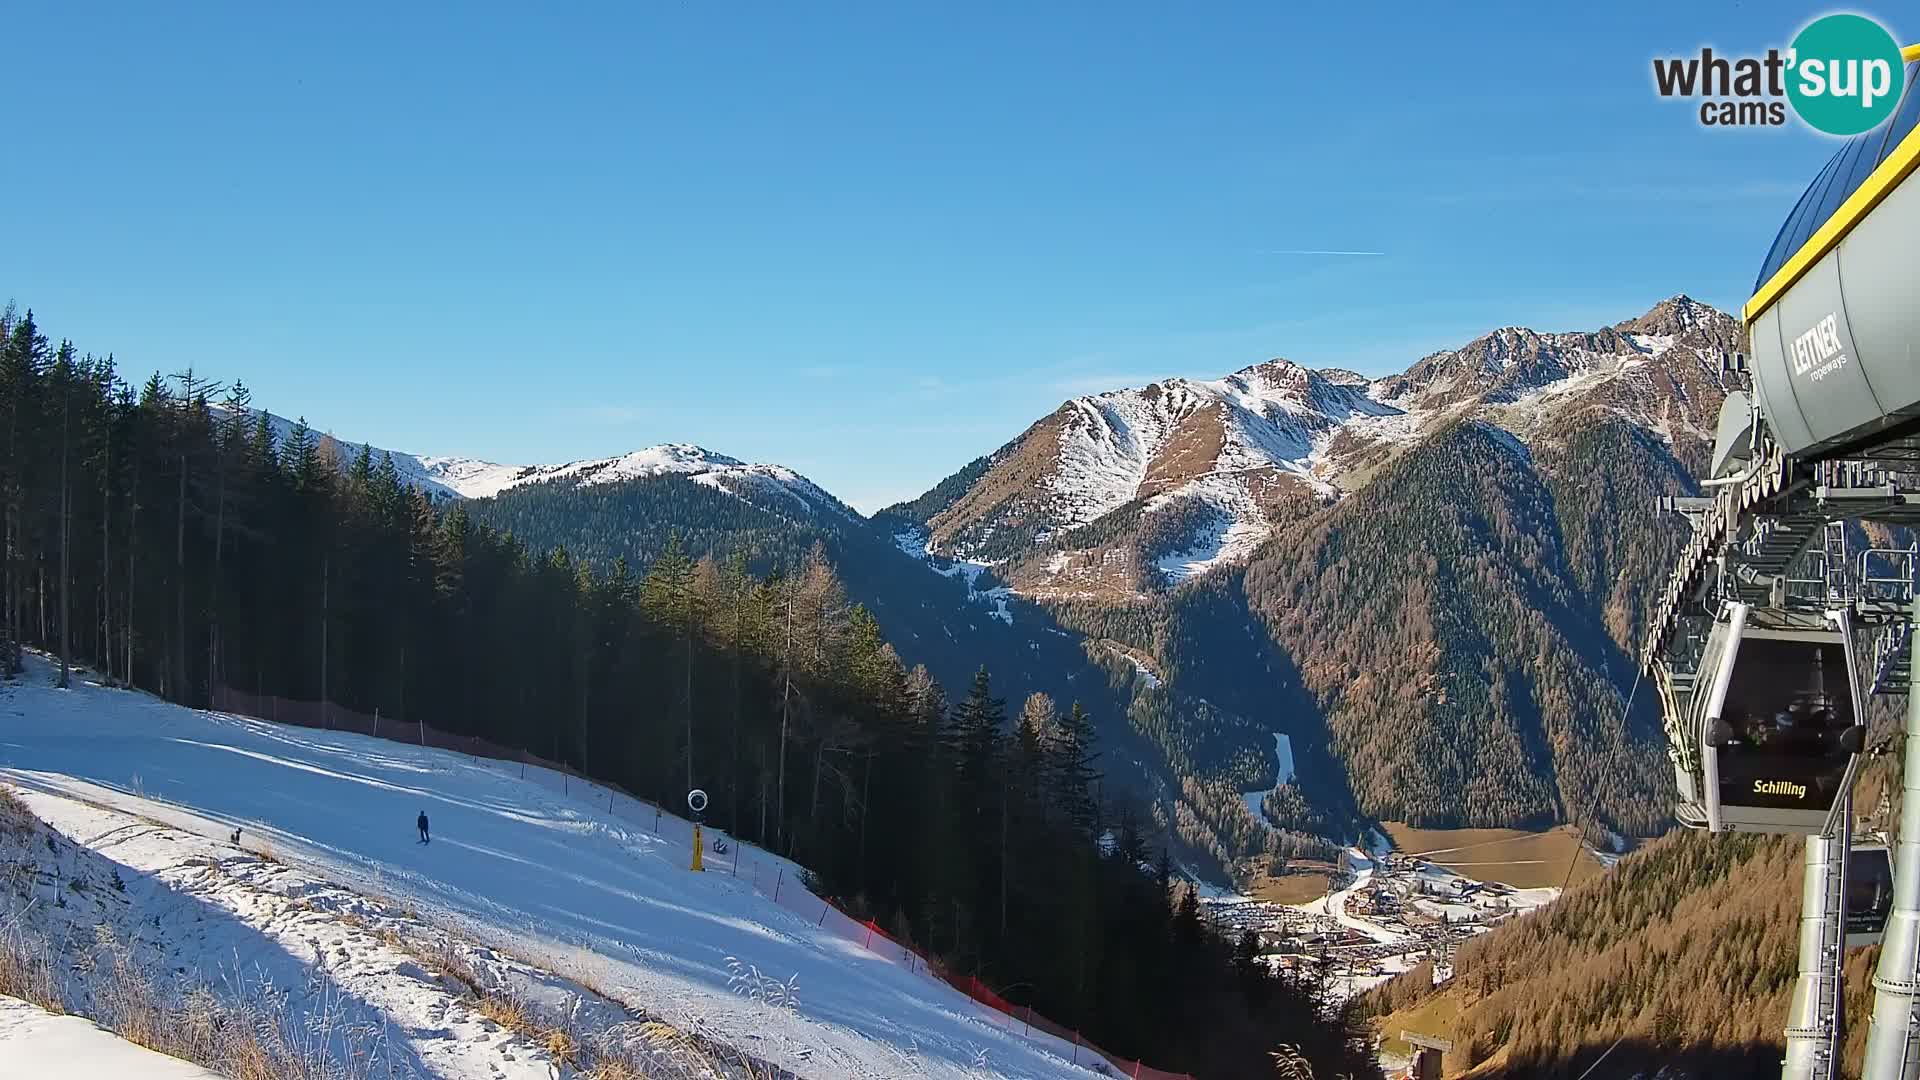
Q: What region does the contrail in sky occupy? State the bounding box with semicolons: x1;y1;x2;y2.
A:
1259;249;1388;256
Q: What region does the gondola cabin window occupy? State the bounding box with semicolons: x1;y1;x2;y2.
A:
1711;636;1855;814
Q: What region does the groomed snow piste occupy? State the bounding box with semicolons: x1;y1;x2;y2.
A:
0;657;1112;1079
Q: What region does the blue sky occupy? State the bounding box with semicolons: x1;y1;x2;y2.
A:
0;3;1896;511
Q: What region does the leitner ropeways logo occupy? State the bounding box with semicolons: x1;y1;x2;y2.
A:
1791;312;1849;382
1654;12;1906;134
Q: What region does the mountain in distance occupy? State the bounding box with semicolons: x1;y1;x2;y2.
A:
240;407;851;515
885;295;1739;838
266;295;1739;879
886;295;1730;601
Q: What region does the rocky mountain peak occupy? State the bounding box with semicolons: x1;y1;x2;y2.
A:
1615;293;1724;338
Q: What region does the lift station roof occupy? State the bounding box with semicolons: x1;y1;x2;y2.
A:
1744;48;1920;462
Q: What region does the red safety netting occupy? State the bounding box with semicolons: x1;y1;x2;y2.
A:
824;913;1196;1079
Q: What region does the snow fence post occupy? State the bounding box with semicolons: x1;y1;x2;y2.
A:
653;808;660;834
1022;1006;1031;1036
373;707;379;739
817;899;828;926
1072;1031;1079;1065
863;921;874;950
774;867;784;903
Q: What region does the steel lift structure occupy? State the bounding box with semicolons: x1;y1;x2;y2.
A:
1644;44;1920;1080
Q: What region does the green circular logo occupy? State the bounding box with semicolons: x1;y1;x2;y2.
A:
1787;14;1906;135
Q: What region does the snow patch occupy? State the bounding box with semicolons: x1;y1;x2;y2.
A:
0;997;224;1079
894;530;1013;625
1271;733;1295;785
1120;654;1162;690
1156;513;1270;584
1240;733;1294;829
1628;333;1676;357
1179;868;1252;905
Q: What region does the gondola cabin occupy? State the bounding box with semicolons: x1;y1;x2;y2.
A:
1848;842;1895;947
1694;603;1867;834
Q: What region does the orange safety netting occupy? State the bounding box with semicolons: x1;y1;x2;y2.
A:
834;913;1196;1080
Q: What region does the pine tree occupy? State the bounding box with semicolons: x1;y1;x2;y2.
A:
1052;701;1102;839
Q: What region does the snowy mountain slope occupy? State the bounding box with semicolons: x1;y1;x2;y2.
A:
1363;294;1732;455
890;296;1737;597
0;658;1115;1080
219;407;526;501
228;407;852;519
493;445;858;519
899;360;1399;577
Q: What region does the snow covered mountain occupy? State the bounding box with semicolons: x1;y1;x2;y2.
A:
889;296;1738;597
448;444;857;519
887;360;1396;580
1362;293;1730;454
232;408;853;518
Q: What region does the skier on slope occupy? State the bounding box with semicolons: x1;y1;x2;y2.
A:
417;810;430;845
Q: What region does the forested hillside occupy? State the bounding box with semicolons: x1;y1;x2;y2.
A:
889;296;1736;841
465;463;1357;879
1243;420;1671;833
1362;746;1906;1077
0;305;1377;1078
1363;828;1881;1078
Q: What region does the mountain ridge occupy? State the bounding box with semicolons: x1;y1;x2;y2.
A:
227;407;854;520
889;295;1737;604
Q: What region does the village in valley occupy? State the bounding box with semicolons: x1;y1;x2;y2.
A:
1198;826;1622;1004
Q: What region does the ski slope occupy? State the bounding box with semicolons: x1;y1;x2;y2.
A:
0;657;1103;1079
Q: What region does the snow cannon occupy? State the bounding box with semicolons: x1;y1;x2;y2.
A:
687;788;708;872
1744;57;1920;463
1666;602;1867;835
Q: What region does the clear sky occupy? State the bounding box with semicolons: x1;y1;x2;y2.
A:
1;3;1896;511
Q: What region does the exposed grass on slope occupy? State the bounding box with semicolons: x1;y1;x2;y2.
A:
1381;823;1604;890
1248;863;1337;905
1373;990;1462;1061
1;786;399;1079
343;909;774;1079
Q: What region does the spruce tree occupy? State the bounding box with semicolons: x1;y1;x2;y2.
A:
1052;701;1102;839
